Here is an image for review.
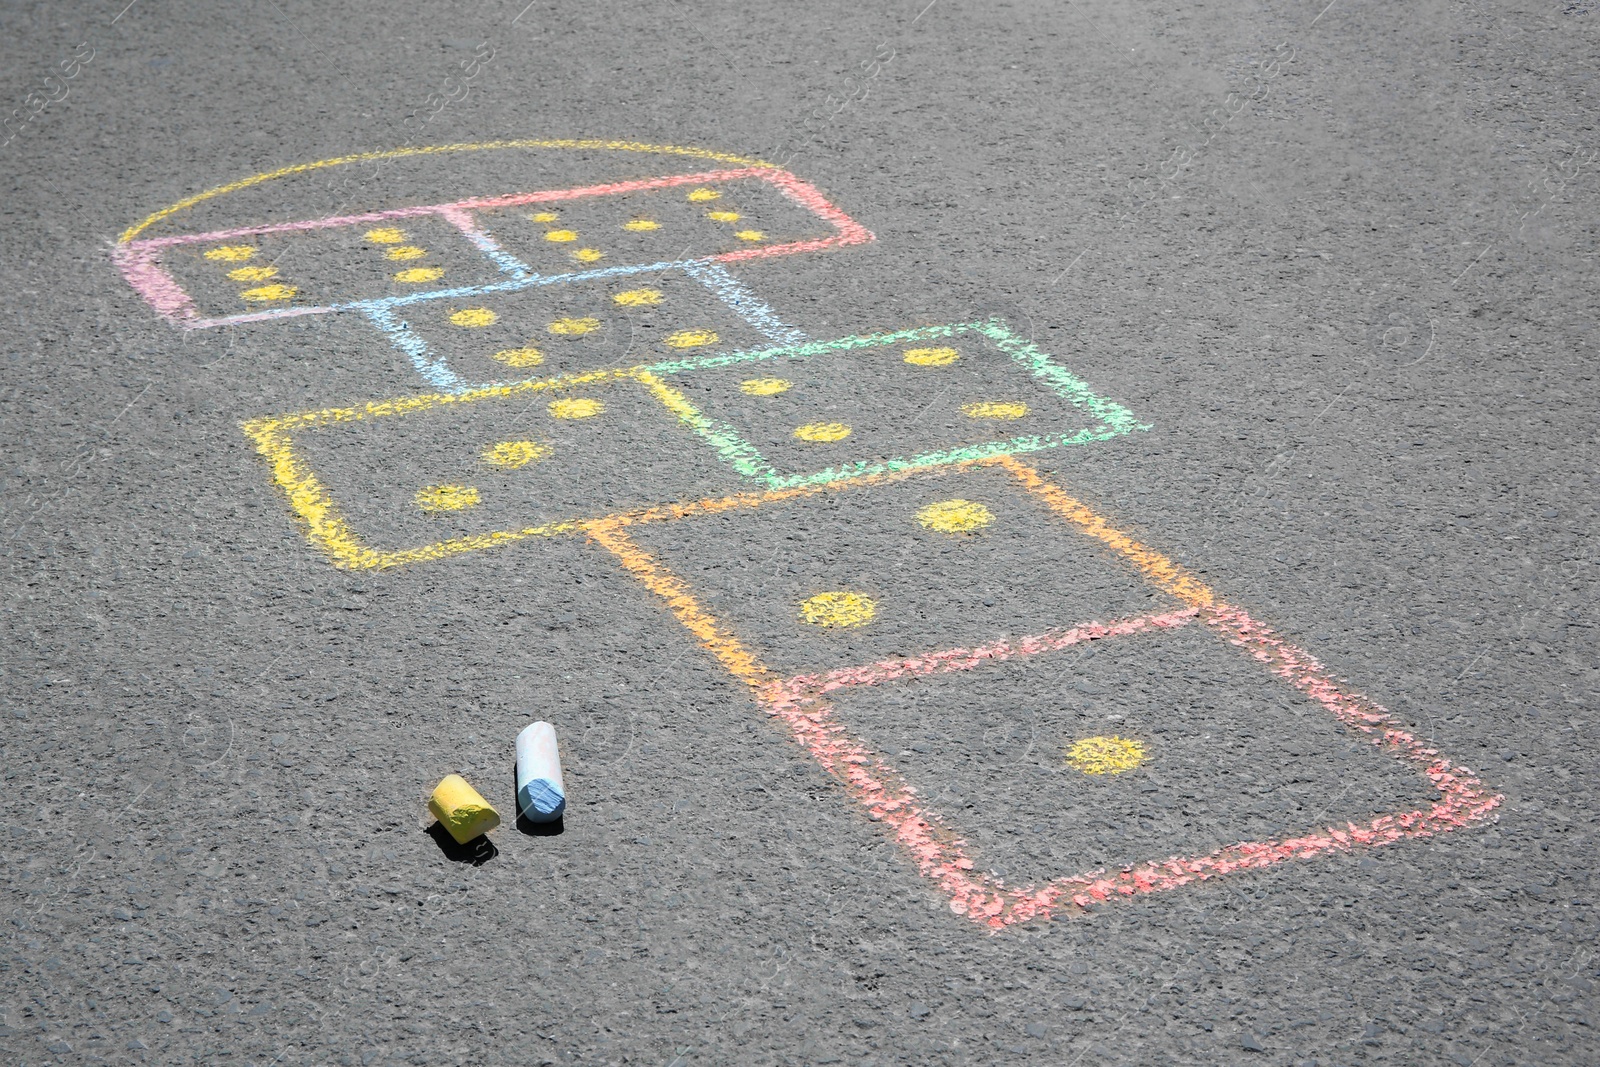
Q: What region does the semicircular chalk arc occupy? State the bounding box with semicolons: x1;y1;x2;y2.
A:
117;139;777;244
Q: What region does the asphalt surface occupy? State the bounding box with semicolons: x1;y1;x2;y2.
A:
3;1;1598;1064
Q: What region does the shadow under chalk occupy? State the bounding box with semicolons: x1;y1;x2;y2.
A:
516;811;565;836
425;822;498;865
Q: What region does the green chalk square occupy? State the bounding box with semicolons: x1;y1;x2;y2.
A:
644;321;1148;489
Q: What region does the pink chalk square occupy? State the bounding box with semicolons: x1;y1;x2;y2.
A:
758;602;1502;930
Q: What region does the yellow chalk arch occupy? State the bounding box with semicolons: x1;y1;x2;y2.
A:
483;440;551;469
119;139;775;244
416;485;480;513
1066;736;1146;776
794;422;851;443
799;591;878;629
917;499;995;534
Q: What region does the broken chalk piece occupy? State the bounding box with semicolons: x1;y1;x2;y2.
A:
428;773;501;844
516;721;566;822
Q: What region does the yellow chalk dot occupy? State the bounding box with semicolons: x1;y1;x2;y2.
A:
227;266;277;282
799;591;878;629
394;267;445;283
385;246;428;261
734;230;766;242
623;219;660;231
204;245;255;261
666;329;719;349
240;284;296;302
917;499;995;534
483;440;551;469
530;212;559;223
548;398;604;419
573;248;605;263
740;378;792;396
687;188;721;201
962;401;1029;420
545;229;578;242
613;288;663;307
706;210;741;222
365;227;406;244
492;346;544;368
450;308;498;328
548;317;601;337
904;346;960;367
1066;736;1146;776
794;422;851;443
415;485;480;513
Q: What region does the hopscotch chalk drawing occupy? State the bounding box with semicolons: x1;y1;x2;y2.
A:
115;141;1501;930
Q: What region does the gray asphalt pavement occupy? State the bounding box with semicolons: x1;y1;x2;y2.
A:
2;1;1597;1064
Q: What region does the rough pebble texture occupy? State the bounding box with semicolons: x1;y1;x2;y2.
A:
1;0;1596;1064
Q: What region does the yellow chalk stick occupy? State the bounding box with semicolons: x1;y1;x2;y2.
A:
428;774;501;844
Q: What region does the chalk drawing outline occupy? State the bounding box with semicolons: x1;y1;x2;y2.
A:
112;165;870;333
117;140;778;245
114;142;1500;929
363;261;809;394
584;455;1504;931
240;367;637;569
643;320;1148;489
241;321;1145;568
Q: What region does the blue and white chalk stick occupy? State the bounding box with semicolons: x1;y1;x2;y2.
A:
515;721;566;822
